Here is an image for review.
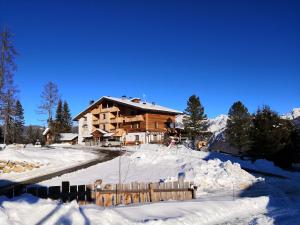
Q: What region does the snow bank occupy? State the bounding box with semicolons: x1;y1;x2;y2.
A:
0;194;270;225
204;151;300;179
41;144;258;193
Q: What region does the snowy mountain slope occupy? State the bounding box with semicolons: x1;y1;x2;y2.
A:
281;108;300;120
175;114;228;135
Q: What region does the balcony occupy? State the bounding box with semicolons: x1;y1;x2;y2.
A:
92;119;100;125
110;117;123;123
101;106;119;113
99;118;111;124
124;115;144;123
92;108;100;114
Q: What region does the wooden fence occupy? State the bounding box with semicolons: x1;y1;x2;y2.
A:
0;180;197;207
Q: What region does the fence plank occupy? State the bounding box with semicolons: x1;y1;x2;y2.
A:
77;185;86;204
61;181;70;202
38;187;48;199
86;184;94;203
26;186;37;197
69;185;78;202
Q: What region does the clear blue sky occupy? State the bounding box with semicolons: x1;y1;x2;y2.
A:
1;0;299;125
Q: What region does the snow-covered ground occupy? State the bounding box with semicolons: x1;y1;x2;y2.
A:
40;145;258;195
1;144;300;224
0;145;97;187
0;194;271;225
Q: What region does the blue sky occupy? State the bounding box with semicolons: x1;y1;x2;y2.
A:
1;0;299;125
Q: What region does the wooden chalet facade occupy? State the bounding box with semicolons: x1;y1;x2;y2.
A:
74;96;182;145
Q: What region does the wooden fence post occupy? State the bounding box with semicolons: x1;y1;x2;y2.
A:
61;181;70;202
149;183;154;202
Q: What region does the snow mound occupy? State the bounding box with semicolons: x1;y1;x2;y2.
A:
41;144;258;193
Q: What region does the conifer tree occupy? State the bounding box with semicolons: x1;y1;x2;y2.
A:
55;99;63;131
14;100;25;143
62;100;72;132
250;106;293;158
183;95;207;139
51;100;63;141
226;101;252;154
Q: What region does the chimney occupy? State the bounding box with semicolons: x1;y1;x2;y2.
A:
131;98;141;103
121;95;127;100
89;100;95;105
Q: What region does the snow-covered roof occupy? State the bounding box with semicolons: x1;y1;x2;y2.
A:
42;128;50;136
103;133;114;137
92;129;107;134
74;96;182;120
59;133;78;141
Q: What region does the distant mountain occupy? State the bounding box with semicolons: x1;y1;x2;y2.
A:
281;108;300;120
175;114;228;135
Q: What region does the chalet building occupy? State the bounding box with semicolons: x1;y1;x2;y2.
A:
43;128;78;145
73;96;182;145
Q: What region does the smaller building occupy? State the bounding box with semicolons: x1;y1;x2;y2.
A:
59;133;78;145
43;128;78;145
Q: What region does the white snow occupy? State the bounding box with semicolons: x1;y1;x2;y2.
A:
58;133;78;141
40;144;258;194
0;194;270;225
281;108;300;120
206;114;228;135
175;114;228;135
0;145;97;186
1;144;300;224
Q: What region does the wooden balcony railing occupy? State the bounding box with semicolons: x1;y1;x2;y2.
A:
124;115;144;123
101;106;119;113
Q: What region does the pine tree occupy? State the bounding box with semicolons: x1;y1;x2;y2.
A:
55;99;63;130
62;100;72;132
226;101;252;154
14;100;25;143
250;106;293;159
50;99;63;141
183;95;207;139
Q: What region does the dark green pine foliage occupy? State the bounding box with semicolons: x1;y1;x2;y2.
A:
14;100;25;143
226;101;252;154
50;99;63;141
250;106;293;159
55;99;63;131
62;101;72;132
183;95;207;139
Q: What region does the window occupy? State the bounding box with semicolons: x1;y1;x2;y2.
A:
135;135;139;141
82;124;88;129
136;123;140;129
83;117;87;121
103;124;106;131
103;114;106;119
155;122;159;129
